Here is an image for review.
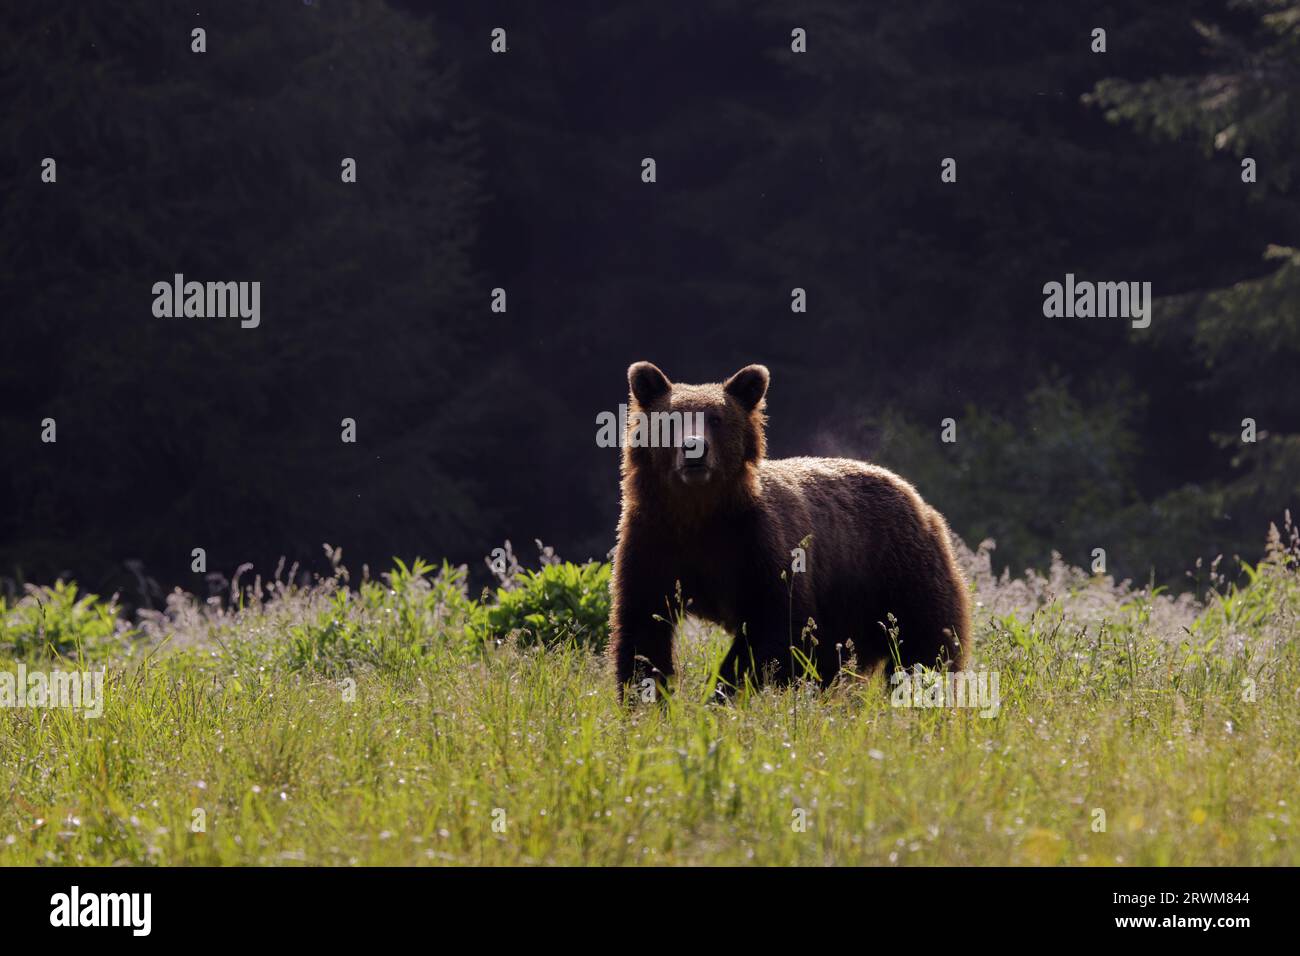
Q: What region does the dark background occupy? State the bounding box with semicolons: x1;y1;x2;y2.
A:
2;0;1298;604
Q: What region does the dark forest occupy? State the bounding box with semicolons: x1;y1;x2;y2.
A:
3;0;1297;602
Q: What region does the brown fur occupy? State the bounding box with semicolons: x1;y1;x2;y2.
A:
609;362;972;700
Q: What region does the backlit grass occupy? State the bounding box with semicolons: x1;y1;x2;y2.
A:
2;529;1297;866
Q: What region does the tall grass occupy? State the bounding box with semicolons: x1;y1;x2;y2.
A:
1;526;1296;866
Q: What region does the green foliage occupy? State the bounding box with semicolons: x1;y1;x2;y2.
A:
370;558;478;636
273;555;614;671
470;561;612;652
873;379;1163;576
2;533;1298;865
1089;2;1300;183
1089;1;1300;568
1194;515;1300;643
284;588;376;676
0;581;123;659
285;559;476;675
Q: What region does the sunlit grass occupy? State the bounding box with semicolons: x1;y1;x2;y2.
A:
1;532;1297;866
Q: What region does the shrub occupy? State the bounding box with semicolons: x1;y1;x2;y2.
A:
363;558;477;645
0;581;124;659
282;559;477;675
471;561;611;651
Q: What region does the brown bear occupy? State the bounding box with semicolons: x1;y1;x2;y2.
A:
609;361;971;700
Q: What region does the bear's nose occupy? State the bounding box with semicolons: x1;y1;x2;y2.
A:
683;436;708;463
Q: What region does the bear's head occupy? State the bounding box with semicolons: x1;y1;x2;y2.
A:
622;362;769;505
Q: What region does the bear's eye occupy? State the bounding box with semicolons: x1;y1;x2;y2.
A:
706;413;723;426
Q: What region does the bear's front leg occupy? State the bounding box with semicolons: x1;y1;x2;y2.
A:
611;606;675;702
609;551;678;702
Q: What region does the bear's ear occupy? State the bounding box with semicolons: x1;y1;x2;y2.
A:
628;361;671;406
724;364;769;411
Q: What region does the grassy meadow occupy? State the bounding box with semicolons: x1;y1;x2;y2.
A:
2;526;1298;867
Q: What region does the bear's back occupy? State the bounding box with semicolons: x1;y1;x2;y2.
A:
755;456;943;571
753;455;968;667
758;456;929;523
